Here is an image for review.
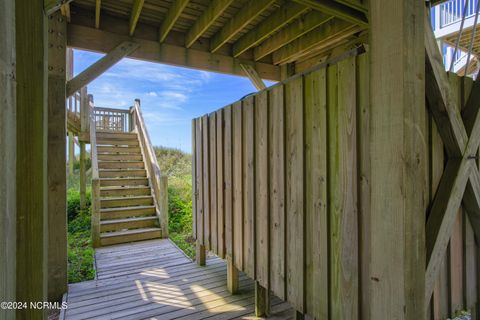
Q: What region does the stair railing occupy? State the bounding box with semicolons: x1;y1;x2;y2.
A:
131;99;169;238
90;105;101;247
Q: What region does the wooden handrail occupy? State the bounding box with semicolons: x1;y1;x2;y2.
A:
89;104;101;247
132;99;169;237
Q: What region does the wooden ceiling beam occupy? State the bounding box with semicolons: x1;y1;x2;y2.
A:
272;18;361;65
129;0;145;36
240;64;267;90
95;0;101;29
232;2;308;58
66;41;140;97
44;0;73;15
210;0;277;53
185;0;235;48
159;0;190;42
67;23;281;81
254;11;332;61
292;0;367;27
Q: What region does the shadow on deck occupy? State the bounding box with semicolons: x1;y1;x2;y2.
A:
64;239;294;320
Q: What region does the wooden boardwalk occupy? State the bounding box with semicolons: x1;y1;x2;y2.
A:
64;239;294;320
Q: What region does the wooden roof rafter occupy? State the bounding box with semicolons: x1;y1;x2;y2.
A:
292;0;368;27
95;0;101;28
129;0;145;36
209;0;278;52
159;0;191;42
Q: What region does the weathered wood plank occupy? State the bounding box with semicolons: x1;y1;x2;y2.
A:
304;68;328;319
66;41;139;97
159;0;190;42
129;0;144;36
232;2;308;57
210;0;277;52
0;0;16;317
195;118;204;245
269;85;286;300
243;96;255;278
255;91;269;290
292;0;368;26
209;113;218;254
285;76;304;312
327;58;358;319
240;64;266;91
95;0;101;28
192;119;197;239
16;0;48;316
224;106;233;257
202;115;211;249
216;109;225;258
47;11;68;303
232;101;244;269
185;0;234;48
369;1;426;318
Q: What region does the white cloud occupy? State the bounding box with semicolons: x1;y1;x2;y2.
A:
147;91;158;97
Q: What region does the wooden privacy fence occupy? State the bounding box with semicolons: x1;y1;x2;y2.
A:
192;53;479;319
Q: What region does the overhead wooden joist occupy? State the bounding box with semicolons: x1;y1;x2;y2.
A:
272;18;361;64
240;64;267;90
68;23;281;81
210;0;277;52
159;0;190;42
129;0;144;36
185;0;235;48
292;0;368;27
44;0;73;15
95;0;101;28
66;40;140;97
254;11;332;61
232;2;309;57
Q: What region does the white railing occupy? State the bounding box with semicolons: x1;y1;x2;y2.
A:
439;0;477;27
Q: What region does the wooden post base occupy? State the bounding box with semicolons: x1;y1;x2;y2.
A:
227;255;239;294
196;242;206;266
295;310;304;320
255;282;270;317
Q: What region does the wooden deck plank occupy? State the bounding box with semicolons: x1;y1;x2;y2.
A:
65;239;293;320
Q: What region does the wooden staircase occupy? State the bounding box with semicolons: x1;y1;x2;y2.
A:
96;131;162;246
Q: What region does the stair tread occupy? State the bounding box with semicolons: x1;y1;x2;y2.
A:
99;168;146;171
100;216;158;225
100;227;161;238
100;205;155;212
101;195;152;201
100;177;147;181
100;185;150;190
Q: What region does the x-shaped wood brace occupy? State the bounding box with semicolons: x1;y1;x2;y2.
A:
424;14;480;308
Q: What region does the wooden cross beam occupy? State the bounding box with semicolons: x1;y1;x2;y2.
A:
66;41;139;97
240;64;266;91
424;13;480;308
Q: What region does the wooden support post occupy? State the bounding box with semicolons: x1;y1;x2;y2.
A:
196;242;206;266
68;132;75;176
368;0;426;319
47;11;67;303
80;142;87;211
0;0;16;317
159;175;169;238
227;255;239;294
240;64;267;90
16;0;48;317
295;311;305;320
255;282;270;317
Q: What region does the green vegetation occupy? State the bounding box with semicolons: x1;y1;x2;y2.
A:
154;146;195;260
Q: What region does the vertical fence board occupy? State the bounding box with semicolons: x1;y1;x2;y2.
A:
255;91;270;289
224;106;233;257
192;119;197;239
195;119;204;245
305;68;328;319
243;96;256;278
209;113;218;254
233;101;244;269
202;115;211;250
269;85;286;300
328;58;358;319
216;109;225;259
285;76;305;312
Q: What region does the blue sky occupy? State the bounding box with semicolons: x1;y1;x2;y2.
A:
74;49;275;153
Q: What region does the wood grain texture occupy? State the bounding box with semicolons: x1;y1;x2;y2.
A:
192;119;197;239
16;0;48;317
224;106;233;257
47;11;68;302
243;96;255;278
216;110;225;258
285;76;305;312
269;85;286;300
327;58;358;319
209;113;218;254
255;91;269;290
202;115;210;250
232;101;244;269
304;68;328;319
0;0;16;317
195;119;204;245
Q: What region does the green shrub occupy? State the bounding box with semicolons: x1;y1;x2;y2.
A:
67;208;95;283
67;188;91;222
